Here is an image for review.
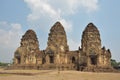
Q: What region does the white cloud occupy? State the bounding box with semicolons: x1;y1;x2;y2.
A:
47;0;99;14
80;0;99;12
26;0;60;21
0;21;23;62
24;0;99;32
24;0;99;51
68;38;80;50
0;22;22;47
59;19;72;32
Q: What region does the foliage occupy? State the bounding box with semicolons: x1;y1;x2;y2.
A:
111;59;120;68
0;62;9;67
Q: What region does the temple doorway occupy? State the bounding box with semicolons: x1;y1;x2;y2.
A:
90;56;97;65
15;52;21;64
42;58;46;64
16;57;21;64
72;56;76;64
49;56;54;63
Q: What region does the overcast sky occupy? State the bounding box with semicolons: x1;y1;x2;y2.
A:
0;0;120;63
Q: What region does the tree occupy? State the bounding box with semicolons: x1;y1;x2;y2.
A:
0;62;9;67
111;59;120;70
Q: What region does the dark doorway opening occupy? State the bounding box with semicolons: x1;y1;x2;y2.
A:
15;52;21;64
50;56;54;63
42;58;46;64
17;57;21;64
72;57;76;64
90;56;97;65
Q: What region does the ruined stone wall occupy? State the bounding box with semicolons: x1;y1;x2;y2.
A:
100;47;111;67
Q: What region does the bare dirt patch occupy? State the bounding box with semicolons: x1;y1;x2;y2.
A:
0;69;120;80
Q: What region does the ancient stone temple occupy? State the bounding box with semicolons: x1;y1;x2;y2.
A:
12;22;113;71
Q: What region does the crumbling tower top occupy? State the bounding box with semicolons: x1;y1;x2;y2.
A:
81;23;101;54
46;21;69;53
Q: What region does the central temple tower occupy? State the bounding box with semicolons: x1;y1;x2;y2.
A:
45;22;69;64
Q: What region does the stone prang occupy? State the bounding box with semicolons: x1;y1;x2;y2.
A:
45;22;69;65
81;23;112;71
14;29;40;65
46;22;69;52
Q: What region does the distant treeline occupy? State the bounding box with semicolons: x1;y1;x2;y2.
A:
111;59;120;69
0;62;9;67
